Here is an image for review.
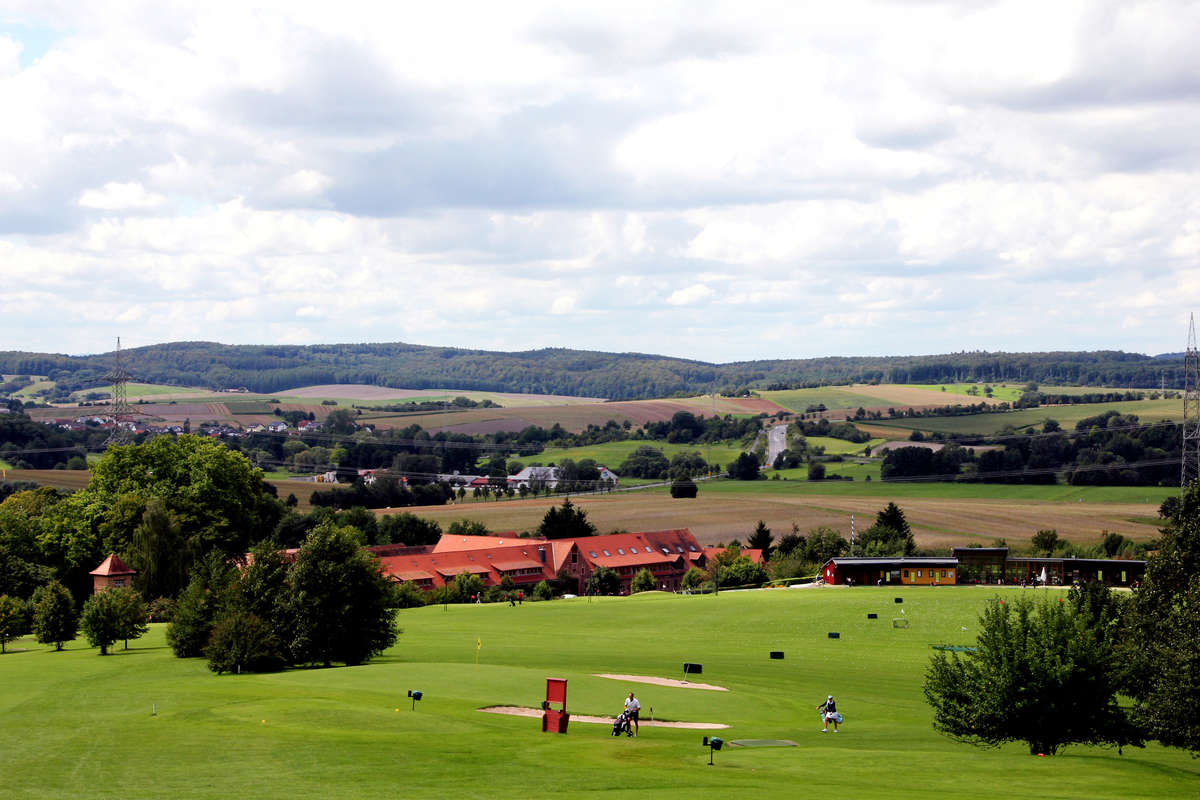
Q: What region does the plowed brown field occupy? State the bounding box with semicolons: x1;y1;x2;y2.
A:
383;490;1161;549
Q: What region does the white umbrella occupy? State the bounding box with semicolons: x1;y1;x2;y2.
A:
1038;566;1048;586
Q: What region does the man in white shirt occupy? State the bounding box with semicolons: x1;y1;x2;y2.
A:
624;692;641;736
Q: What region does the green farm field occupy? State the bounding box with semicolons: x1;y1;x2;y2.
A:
871;398;1182;437
1;589;1195;799
522;439;749;471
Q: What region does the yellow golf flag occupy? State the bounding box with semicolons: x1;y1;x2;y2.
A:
477;637;482;650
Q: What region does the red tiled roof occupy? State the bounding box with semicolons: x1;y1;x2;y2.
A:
703;546;764;565
394;570;435;581
90;554;135;577
433;534;530;552
490;559;545;571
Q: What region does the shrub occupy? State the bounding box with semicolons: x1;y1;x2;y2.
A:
149;596;178;623
205;612;286;674
670;477;698;498
681;567;707;591
395;581;428;609
532;580;553;601
631;568;656;593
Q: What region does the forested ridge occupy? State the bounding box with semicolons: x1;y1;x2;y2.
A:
0;341;1186;400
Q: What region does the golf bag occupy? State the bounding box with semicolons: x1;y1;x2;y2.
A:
612;709;633;737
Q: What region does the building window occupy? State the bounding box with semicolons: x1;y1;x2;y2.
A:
617;548;625;555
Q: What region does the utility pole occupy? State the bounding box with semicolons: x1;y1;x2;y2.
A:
1183;314;1200;489
104;337;135;447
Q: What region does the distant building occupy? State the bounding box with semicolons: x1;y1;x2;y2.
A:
89;554;136;594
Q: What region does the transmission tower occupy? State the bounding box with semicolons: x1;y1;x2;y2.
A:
1183;314;1200;488
103;337;135;447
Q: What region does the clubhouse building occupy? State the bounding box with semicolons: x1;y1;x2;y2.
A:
373;528;708;595
821;547;1145;587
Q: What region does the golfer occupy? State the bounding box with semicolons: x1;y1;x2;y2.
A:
624;692;641;736
817;694;839;732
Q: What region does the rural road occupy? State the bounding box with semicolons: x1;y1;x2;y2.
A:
766;424;788;468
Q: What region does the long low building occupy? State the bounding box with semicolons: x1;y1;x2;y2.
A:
821;548;1146;587
822;557;959;586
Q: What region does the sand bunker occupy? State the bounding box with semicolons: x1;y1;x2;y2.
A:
594;673;728;691
478;706;728;730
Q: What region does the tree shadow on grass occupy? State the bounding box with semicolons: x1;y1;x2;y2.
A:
1061;751;1200;781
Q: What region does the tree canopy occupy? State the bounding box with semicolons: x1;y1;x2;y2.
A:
536;499;596;540
924;594;1141;756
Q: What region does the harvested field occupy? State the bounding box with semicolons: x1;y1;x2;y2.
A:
278;384;605;406
0;469;93;491
844;384;1006;408
390;489;1165;549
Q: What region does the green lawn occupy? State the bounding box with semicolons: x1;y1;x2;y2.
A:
898;382;1027;403
760;387;896;412
519;440;749;472
1;589;1195;799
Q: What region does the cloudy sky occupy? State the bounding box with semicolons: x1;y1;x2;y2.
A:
1;0;1198;362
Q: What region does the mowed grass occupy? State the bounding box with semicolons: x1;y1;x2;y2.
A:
1;589;1196;800
524;439;749;471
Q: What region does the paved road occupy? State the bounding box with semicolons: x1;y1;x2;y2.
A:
766;423;788;467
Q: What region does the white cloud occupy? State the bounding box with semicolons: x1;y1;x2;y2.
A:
0;1;1197;362
78;181;166;210
666;284;714;306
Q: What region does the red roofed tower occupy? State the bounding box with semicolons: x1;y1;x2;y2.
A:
90;554;136;594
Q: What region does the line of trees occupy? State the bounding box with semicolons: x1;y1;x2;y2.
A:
881;412;1181;486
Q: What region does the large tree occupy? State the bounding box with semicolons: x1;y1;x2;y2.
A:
747;520;774;560
80;588;127;655
286;521;400;667
0;594;25;653
536;498;597;540
1125;480;1200;754
924;594;1141;756
32;579;77;651
727;453;760;481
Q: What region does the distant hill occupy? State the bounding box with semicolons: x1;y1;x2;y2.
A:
0;341;1187;401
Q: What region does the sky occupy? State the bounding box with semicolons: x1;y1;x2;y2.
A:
1;0;1198;363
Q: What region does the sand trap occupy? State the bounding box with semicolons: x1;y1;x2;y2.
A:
478;706;728;730
594;673;729;691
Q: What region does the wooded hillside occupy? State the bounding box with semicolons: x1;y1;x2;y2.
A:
0;342;1185;401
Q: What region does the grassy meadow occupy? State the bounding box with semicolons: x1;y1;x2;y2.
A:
870;398;1182;437
1;588;1195;800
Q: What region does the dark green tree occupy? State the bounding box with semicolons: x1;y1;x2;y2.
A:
166;554;238;658
586;566;620;595
286;521;399;667
1031;529;1060;557
1125;479;1200;754
923;595;1141;756
114;588;149;649
618;445;670;479
875;502;912;540
631;568;656;593
681;567;706;590
0;594;25;653
32;579;77;651
80;588;127;655
747;520;774;560
447;519;490;537
204;612;285;674
804;527;849;564
727;453;760;481
669;476;698;498
537;498;597;540
129;498;189;601
858;524;912;557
